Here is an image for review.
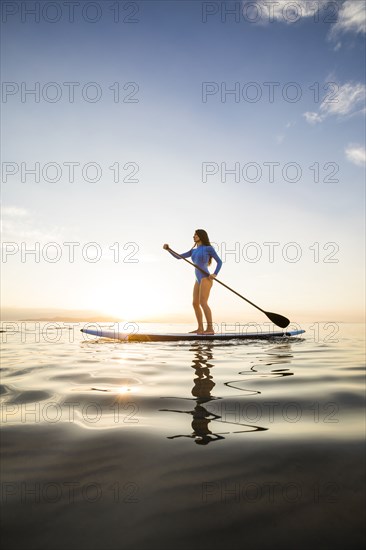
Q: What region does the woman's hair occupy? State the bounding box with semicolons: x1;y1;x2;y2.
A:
193;228;212;265
195;229;211;246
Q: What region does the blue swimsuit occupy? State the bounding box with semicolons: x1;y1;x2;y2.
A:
169;245;223;283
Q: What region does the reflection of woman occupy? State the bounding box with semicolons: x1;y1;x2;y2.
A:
162;343;225;445
163;229;222;334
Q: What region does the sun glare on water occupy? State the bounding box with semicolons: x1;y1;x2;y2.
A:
117;385;140;394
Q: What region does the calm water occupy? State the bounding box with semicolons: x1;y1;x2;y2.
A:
1;322;365;549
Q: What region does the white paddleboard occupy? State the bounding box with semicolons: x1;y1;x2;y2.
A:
81;328;305;342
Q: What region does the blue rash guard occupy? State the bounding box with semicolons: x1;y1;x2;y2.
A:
169;245;223;283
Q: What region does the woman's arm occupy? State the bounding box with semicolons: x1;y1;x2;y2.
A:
208;246;223;276
165;247;192;260
171;249;192;259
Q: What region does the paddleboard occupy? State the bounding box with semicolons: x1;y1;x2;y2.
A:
81;328;305;342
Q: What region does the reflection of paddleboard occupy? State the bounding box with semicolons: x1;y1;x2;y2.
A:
81;328;305;342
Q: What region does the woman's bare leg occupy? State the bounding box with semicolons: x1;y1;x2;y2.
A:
199;277;214;333
190;281;204;332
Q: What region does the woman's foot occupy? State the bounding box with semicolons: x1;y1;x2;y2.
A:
189;328;203;333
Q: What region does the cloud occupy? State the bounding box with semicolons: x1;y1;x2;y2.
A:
330;0;366;37
242;0;329;23
242;1;365;43
304;81;366;124
320;82;366;117
1;206;66;242
303;111;324;125
275;133;285;144
275;121;296;143
345;145;366;166
1;206;29;218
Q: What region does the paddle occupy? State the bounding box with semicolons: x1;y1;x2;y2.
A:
165;246;290;329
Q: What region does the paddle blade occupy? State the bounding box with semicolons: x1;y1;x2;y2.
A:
264;311;290;329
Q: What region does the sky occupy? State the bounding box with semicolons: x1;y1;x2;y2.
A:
1;0;365;324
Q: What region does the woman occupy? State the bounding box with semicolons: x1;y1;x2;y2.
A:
163;229;223;334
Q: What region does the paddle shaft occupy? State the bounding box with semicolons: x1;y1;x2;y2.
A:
167;247;266;314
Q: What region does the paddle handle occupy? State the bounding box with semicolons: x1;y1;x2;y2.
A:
166;247;265;314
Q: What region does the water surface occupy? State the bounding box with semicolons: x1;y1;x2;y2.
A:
1;322;365;549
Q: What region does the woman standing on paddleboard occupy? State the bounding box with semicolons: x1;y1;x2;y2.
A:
163;229;223;334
